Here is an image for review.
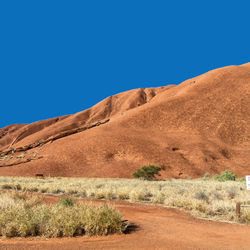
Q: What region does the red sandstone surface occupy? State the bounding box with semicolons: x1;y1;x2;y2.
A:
0;63;249;178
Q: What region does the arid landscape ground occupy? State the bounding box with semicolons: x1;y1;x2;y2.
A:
0;63;250;249
0;194;250;250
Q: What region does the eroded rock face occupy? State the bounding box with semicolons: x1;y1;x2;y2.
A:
0;63;250;178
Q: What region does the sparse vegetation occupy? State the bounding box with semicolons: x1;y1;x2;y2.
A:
132;164;162;180
214;170;237;182
0;176;249;224
194;190;209;203
203;172;211;180
0;191;126;238
58;197;76;207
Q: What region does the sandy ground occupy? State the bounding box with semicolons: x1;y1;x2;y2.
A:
1;195;250;250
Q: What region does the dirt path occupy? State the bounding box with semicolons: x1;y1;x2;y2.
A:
0;195;250;250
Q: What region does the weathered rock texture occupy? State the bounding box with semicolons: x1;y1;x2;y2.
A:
0;63;249;178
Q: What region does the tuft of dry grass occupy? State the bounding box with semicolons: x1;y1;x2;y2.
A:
0;190;126;238
0;177;249;224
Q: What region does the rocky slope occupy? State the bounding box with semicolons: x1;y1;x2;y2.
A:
0;63;249;178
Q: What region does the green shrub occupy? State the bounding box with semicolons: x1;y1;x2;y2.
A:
58;197;75;207
132;164;162;180
214;170;237;182
237;177;246;182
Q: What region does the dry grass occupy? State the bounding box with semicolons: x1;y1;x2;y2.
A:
0;177;249;224
0;190;126;238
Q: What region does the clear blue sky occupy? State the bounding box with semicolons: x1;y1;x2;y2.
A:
0;1;249;128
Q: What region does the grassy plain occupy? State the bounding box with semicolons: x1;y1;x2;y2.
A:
0;177;249;224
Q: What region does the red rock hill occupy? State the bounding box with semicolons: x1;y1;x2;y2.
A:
0;63;249;178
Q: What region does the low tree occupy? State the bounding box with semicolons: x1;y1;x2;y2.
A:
132;164;162;180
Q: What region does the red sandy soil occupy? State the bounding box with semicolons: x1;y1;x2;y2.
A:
0;63;249;178
0;195;250;250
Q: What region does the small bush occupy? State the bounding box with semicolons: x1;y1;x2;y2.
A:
117;192;129;200
227;188;237;199
1;184;13;190
203;172;211;180
132;164;162;180
58;197;75;207
237;177;246;182
194;191;209;203
214;170;237;182
212;191;223;200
